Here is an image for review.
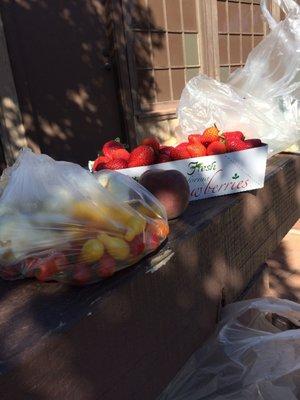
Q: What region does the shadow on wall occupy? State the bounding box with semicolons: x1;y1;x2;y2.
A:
0;0;163;166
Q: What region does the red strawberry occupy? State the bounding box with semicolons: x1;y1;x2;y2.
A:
128;145;156;167
35;257;58;282
202;125;220;144
188;134;204;145
207;141;227;155
129;233;145;257
244;139;262;147
223;131;245;141
158;153;171;163
112;148;130;161
159;146;174;156
93;155;111;171
104;158;128;170
170;143;191;160
187;143;207;157
141;137;160;152
226;139;251;152
103;140;125;158
97;254;116;278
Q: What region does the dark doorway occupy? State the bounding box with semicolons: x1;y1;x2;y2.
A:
0;1;126;165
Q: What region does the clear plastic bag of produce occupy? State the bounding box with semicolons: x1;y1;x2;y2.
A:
159;297;300;400
0;149;169;285
178;0;300;155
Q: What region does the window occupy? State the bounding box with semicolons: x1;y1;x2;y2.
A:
217;0;266;81
125;0;202;115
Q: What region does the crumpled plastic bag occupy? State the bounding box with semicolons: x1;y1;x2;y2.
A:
178;0;300;155
0;148;168;284
229;0;300;101
159;297;300;400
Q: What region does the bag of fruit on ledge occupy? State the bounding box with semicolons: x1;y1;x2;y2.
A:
0;149;168;285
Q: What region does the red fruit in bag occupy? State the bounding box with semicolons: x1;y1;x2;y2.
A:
150;219;170;238
141;137;160;152
35;258;58;282
206;141;227;155
223;131;245;141
129;233;145;257
187;143;207;157
35;252;68;281
103;140;125;158
145;232;161;252
105;158;128;170
170;143;190;160
97;254;116;278
93;155;111;171
73;264;92;285
128;145;156;167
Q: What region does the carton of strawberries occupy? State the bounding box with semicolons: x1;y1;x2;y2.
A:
90;125;268;202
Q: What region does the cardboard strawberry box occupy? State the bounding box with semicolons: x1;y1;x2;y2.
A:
92;144;268;202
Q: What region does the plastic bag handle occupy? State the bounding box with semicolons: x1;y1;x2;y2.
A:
261;0;300;30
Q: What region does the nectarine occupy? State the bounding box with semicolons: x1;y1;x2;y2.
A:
139;169;189;219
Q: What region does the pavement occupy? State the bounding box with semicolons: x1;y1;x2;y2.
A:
267;220;300;301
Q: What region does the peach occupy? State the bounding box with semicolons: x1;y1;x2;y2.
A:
139;169;189;219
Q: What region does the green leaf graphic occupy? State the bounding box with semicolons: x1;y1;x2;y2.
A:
232;173;239;180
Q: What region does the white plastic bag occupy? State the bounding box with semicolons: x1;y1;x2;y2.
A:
178;0;300;155
0;149;169;284
159;297;300;400
229;0;300;100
